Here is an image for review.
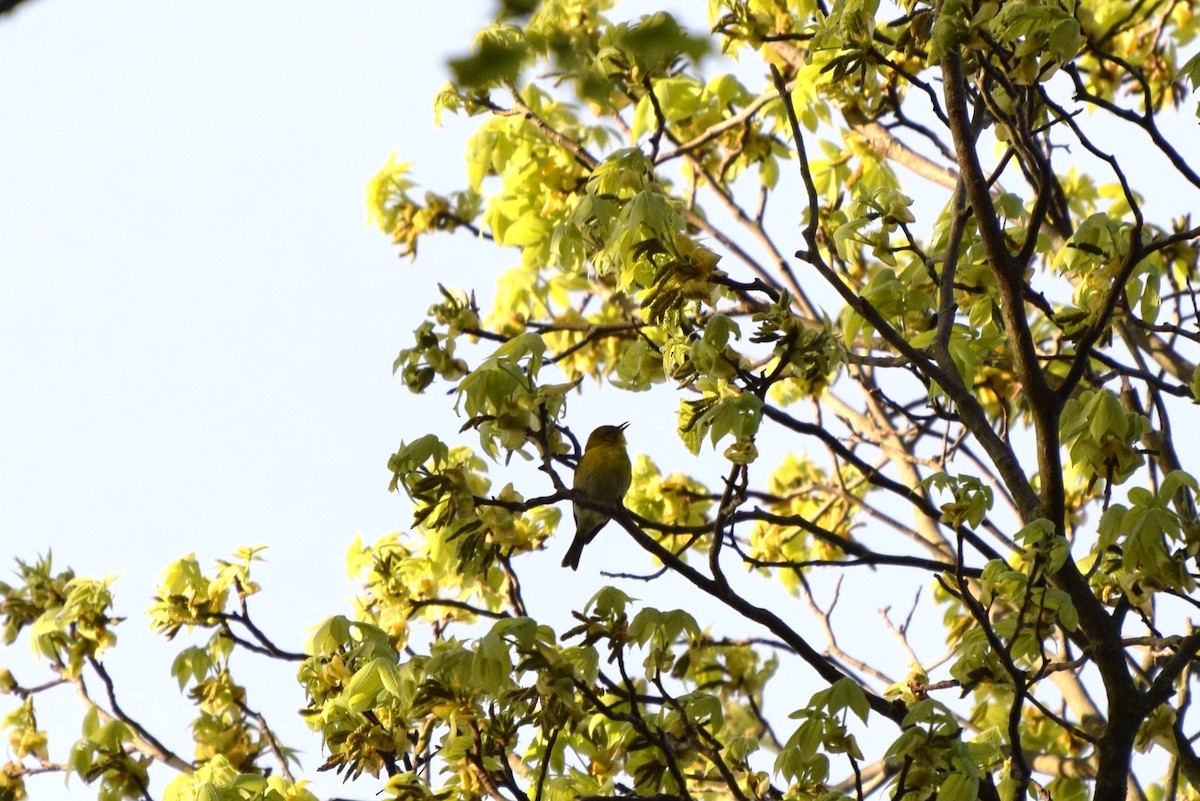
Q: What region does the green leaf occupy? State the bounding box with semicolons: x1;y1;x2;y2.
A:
448;28;529;89
1179;49;1200;89
345;659;384;712
937;771;979;801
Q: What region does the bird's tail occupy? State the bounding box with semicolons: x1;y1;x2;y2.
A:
561;536;586;570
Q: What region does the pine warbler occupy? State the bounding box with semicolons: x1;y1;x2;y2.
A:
562;423;632;570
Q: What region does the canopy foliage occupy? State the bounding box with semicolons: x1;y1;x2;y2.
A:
8;1;1200;800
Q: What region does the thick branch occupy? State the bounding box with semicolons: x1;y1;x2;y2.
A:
940;51;1059;522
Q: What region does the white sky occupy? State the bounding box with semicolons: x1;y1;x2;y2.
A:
0;3;505;799
0;4;711;800
1;2;497;574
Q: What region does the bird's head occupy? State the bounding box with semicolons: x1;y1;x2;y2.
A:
586;422;628;449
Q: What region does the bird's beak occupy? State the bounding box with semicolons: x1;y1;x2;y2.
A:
618;422;629;432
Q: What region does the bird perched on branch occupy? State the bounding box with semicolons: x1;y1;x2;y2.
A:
562;423;632;571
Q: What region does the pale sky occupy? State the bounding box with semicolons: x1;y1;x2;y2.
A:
0;4;699;799
0;4;510;799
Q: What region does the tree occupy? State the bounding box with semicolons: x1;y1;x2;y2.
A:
7;0;1200;800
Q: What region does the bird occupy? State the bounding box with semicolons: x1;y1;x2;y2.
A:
561;423;632;570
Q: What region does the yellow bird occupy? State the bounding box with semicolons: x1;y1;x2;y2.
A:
562;423;632;570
